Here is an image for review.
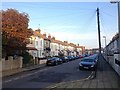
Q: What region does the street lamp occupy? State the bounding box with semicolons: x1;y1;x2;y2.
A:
103;36;107;48
103;36;107;55
110;1;120;53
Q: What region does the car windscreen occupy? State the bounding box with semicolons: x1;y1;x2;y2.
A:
48;57;57;60
81;59;94;62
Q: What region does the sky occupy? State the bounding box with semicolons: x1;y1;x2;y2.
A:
2;1;118;49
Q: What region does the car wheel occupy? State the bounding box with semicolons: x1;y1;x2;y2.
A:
54;61;57;65
79;66;82;70
46;63;48;66
91;67;96;71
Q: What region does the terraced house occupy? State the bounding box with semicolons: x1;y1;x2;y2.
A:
27;28;85;59
50;37;60;57
26;29;45;59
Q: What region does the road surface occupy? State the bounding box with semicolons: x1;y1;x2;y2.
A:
3;59;92;88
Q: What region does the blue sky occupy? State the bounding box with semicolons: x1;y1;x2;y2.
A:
2;2;118;49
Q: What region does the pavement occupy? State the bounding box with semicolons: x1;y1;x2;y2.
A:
2;64;46;77
43;54;120;89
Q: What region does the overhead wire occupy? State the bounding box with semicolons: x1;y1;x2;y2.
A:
79;10;96;32
40;9;97;43
43;10;96;32
32;10;96;31
99;11;107;36
100;8;117;33
100;10;116;18
31;11;94;20
99;8;117;45
2;3;95;11
48;13;94;25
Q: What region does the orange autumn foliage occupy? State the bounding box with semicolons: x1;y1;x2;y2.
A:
2;9;32;56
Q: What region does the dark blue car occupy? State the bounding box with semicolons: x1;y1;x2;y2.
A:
46;57;63;66
79;54;98;70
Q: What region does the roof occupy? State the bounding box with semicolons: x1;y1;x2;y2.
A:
33;30;50;40
27;47;38;50
33;31;45;38
32;30;85;48
106;33;119;48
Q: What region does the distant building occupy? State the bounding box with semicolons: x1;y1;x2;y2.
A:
85;48;103;55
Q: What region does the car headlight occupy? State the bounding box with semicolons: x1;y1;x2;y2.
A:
79;63;82;66
91;64;95;67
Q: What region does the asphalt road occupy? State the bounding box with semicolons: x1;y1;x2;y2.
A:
2;58;92;89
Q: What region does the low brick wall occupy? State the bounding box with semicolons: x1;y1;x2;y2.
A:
39;59;47;64
103;54;120;76
107;56;114;68
33;57;47;65
1;56;23;72
114;54;120;76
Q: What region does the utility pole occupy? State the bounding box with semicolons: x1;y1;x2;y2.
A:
97;8;102;54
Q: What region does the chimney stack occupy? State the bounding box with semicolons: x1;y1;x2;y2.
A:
52;37;55;40
48;34;51;39
43;33;46;37
35;29;41;33
64;41;68;43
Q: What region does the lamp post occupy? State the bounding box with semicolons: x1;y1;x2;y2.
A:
103;36;107;48
110;1;120;53
103;36;107;55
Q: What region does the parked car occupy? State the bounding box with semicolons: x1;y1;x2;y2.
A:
46;57;63;66
79;54;98;70
61;56;69;63
82;54;89;57
79;55;83;58
67;56;73;61
71;56;75;60
75;55;80;59
54;56;69;63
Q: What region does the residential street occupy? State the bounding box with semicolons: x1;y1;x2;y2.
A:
1;2;120;90
45;54;120;89
2;59;92;88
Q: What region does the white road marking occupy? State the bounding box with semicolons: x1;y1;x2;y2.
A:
3;79;12;83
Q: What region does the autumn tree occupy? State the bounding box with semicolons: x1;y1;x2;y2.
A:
2;9;32;57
